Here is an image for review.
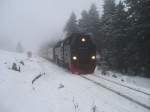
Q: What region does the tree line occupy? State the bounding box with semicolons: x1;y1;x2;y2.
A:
64;0;150;77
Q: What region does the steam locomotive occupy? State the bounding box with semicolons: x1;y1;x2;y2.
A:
53;33;96;74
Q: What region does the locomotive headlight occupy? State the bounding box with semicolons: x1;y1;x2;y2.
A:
81;38;86;42
91;56;96;60
73;56;77;60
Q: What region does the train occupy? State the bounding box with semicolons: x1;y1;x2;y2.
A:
52;33;96;74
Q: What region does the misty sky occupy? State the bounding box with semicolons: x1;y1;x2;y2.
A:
0;0;103;51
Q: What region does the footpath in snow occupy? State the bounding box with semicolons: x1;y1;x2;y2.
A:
0;50;150;112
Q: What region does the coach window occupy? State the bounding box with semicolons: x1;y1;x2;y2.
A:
61;42;63;47
65;38;70;45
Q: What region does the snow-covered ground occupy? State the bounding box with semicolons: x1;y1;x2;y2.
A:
95;68;150;93
0;50;150;112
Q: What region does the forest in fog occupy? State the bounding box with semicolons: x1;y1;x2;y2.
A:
54;0;150;77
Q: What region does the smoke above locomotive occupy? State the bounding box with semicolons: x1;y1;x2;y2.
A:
53;33;96;74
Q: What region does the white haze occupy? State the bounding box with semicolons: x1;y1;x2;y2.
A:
0;0;103;52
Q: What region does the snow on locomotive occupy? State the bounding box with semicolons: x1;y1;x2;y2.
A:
53;33;96;74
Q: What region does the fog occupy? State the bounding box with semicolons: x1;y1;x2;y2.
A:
0;0;102;52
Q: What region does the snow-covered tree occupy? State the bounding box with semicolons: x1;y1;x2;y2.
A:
110;1;129;72
16;42;24;53
79;4;100;49
79;4;100;34
98;0;116;68
64;12;79;35
78;10;89;33
124;0;150;76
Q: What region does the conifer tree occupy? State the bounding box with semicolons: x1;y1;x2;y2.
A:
125;0;150;76
78;10;89;33
88;4;100;35
99;0;116;68
64;12;79;35
16;42;24;53
79;4;100;48
110;1;129;72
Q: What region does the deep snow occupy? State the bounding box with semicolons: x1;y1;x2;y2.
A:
0;50;150;112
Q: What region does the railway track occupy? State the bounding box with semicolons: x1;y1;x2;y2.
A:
80;75;150;111
93;74;150;96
